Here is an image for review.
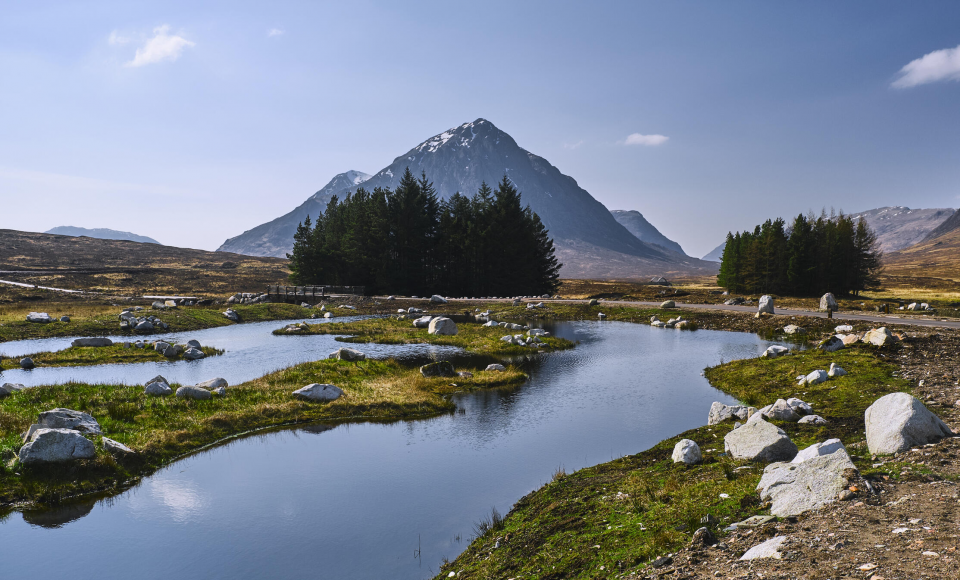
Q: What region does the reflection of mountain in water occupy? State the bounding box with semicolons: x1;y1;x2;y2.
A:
22;498;97;528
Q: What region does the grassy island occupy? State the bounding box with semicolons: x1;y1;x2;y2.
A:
0;345;223;370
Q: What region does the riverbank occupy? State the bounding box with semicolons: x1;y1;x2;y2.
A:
437;321;959;579
274;317;576;354
0;344;223;370
0;358;527;508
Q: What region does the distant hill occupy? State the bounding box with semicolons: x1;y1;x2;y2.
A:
920;208;960;243
609;210;686;256
847;206;954;253
46;226;160;245
702;241;726;262
218;119;718;280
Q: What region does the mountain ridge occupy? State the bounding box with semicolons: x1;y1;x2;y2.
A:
218;119;718;279
609;210;686;256
45;226;160;245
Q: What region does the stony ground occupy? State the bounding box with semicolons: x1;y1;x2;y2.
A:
625;330;960;580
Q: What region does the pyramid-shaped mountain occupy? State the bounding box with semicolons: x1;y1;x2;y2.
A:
218;119;716;278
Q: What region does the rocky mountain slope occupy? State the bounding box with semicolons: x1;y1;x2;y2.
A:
848;206;954;253
218;171;370;257
702;241;726;262
217;119;717;279
609;210;686;255
46;226;160;245
920;206;960;243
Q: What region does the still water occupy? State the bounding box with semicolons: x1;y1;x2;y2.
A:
0;320;780;579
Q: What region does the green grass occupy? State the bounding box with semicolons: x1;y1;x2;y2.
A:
438;342;911;579
0;358;527;507
0;345;223;370
0;303;314;342
273;316;576;354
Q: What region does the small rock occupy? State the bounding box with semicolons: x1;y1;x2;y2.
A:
485;364;506;372
588;299;599;306
817;335;844;352
792;438;845;463
20;357;35;369
724;417;798;462
329;348;366;362
60;316;70;322
690;526;717;547
223;309;240;322
761;345;790;359
799;369;828;386
186;339;201;348
798;414;827;425
783;325;805;335
862;327;895;347
597;312;606;319
196;378;228;391
429;295;448;304
660;300;676;309
0;383;26;398
820;293;839;312
838;489;855;501
323;312;333;318
102;437;135;455
25;312;54;323
827;362;847;377
457;371;474;378
420;361;456;378
740;536;788;560
428;317;458;336
412;315;434;328
765;399;801;422
38;408;101;434
183;347;205;360
708;402;749;425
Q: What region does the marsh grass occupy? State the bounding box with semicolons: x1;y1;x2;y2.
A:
273;317;576;354
0;359;527;507
0;345;223;370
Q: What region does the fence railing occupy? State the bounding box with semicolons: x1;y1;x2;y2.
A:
266;285;365;301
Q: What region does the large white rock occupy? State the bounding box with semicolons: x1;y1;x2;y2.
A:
71;337;114;347
820;293;838;311
708;402;749;425
783;325;805;335
19;428;96;464
293;383;343;402
482;320;499;327
798;414;827;425
761;345;789;359
429;295;448;304
740;536;788;560
764;399;801;422
816;336;844;352
0;383;26;397
724;417;798;462
798;369;828;386
791;438;845;464
26;312;54;323
827;362;847;378
861;327;894;347
223;309;240;322
786;398;813;416
428;317;458;336
865;392;954;454
38;408;101;434
144;379;172;396
183;347;205;360
196;377;228;391
412;315;434;328
176;386;212;400
757;448;857;516
485;363;506;372
660;300;676;309
329;347;366;362
671;439;702;464
758;295;775;314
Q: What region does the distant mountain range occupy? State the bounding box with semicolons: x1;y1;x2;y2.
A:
920;208;960;243
702;242;726;262
218;119;717;279
46;226;159;245
848;206;955;253
609;210;686;256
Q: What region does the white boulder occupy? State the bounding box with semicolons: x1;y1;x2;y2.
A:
819;293;838;311
26;312;54;323
761;345;789;359
71;337;114;348
865;392;954;454
293;383;343;402
798;414;827;425
102;437;135;455
791;438;845;463
862;327;895;347
18;428;96;464
757;448;857;516
671;439;702;464
329;348;366;362
827;362;847;378
37;408;101;434
176;386;212;400
707;402;749;425
485;364;506;372
428;317;458;336
798;369;828;386
196;377;228;391
758;295;775;314
740;536;788;561
724;417;798;462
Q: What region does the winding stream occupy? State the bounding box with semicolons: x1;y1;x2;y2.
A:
0;319;783;579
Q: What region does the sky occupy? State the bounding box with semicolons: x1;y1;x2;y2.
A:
2;1;960;258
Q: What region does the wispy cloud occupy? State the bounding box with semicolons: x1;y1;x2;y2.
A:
108;30;131;45
562;140;584;150
267;28;285;38
892;44;960;89
126;25;195;68
621;133;669;146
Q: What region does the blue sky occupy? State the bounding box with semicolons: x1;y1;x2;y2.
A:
2;1;959;257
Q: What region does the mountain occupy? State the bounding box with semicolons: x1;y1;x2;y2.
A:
920;208;960;243
46;226;160;245
702;241;726;262
609;210;686;256
847;206;954;253
218;171;371;257
218;119;717;279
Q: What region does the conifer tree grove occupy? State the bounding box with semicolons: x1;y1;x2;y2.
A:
287;169;562;296
717;212;882;296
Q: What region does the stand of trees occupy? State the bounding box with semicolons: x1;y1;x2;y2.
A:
717;212;882;296
288;168;561;297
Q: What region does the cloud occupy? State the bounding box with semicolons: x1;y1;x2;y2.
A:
892;44;960;88
622;133;669;146
267;28;285;38
108;30;131;45
562;140;584;150
126;25;195;68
